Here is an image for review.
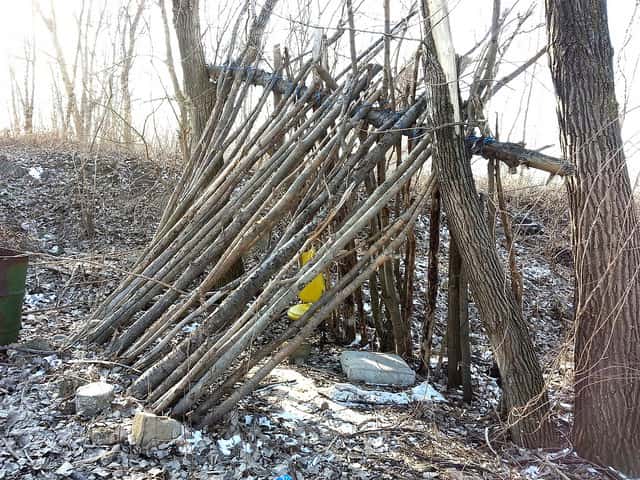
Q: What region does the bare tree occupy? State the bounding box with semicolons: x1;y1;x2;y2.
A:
37;0;85;140
158;0;190;162
119;0;146;146
8;38;36;134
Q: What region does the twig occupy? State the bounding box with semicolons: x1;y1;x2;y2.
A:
348;426;429;437
485;426;499;458
0;345;57;355
2;439;20;461
253;379;297;393
67;359;141;373
23;303;83;315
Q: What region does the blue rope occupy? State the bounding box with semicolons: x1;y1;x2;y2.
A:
466;135;496;145
465;135;497;156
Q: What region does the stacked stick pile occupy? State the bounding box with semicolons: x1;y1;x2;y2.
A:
78;1;572;428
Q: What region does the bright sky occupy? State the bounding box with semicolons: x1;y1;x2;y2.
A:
0;1;638;176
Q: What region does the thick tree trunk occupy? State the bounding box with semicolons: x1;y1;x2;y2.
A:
546;0;640;474
423;0;556;448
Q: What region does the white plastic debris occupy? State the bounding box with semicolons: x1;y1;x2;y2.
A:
28;166;43;180
522;465;540;477
410;382;446;402
346;333;362;347
330;381;445;405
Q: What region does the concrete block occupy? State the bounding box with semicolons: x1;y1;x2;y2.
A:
339;351;415;386
75;382;114;417
132;412;182;448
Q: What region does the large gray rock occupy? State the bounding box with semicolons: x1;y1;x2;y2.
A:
131;412;182;448
75;382;114;417
339;351;416;386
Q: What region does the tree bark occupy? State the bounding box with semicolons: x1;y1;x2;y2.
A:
120;0;145;146
446;233;471;399
420;186;440;372
447;234;462;388
423;0;556;448
38;1;84;141
159;0;190;162
172;0;244;282
459;263;472;403
172;0;216;152
546;0;640;474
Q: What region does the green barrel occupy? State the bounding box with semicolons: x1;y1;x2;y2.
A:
0;248;28;345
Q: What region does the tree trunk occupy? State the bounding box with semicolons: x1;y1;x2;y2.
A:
172;0;217;153
159;0;190;162
447;234;462;388
423;0;556;448
38;2;84;141
546;0;640;474
420;186;441;373
459;264;472;403
120;0;145;146
172;0;243;282
446;233;471;399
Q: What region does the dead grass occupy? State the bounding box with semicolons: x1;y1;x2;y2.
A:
477;170;572;269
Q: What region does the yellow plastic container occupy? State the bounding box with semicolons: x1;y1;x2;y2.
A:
287;249;325;320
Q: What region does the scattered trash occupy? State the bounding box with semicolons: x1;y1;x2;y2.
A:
28;166;43;180
54;461;74;476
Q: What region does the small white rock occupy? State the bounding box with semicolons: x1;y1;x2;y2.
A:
75;382;115;417
131;411;182;448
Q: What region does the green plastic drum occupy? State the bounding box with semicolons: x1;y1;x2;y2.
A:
0;248;28;345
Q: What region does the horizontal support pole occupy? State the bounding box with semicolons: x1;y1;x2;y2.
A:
208;64;573;177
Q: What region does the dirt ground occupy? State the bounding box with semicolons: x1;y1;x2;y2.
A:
0;139;624;479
